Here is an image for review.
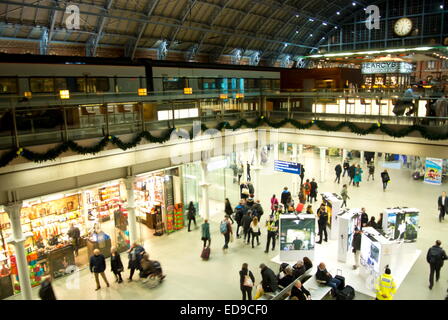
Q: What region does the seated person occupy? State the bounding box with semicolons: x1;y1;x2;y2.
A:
140;253;165;280
278;266;294;288
315;262;342;294
260;263;279;293
290;280;311;301
292;260;306;279
303;257;313;271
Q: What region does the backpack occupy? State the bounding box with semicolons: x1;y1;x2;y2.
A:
220;221;228;234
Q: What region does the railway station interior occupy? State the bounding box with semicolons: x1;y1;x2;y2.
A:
0;0;448;302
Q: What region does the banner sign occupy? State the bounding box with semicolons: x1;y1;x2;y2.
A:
274;160;301;175
361;61;413;74
424;158;443;185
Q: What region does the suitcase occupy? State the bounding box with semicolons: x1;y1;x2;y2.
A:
201;247;210;260
336;285;355;300
335;272;345;290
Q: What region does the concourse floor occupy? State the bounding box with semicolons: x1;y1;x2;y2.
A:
8;149;448;300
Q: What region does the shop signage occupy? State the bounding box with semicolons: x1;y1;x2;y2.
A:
424;158;443;185
361;62;413;74
274;160;301;175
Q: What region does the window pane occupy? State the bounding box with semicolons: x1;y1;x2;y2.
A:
0;78;17;94
55;78;68;91
30;78;54;93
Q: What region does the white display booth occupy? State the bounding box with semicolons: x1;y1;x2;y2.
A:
337;208;362;263
321;192;343;240
383;207;419;243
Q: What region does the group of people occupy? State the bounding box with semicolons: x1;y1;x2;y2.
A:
336;158;391;191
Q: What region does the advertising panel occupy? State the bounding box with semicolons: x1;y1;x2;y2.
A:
424;158;443;185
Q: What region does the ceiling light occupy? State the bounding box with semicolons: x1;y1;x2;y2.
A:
440;5;444;9
309;18;314;22
322;22;327;25
296;30;299;33
336;11;340;15
310;34;313;37
295;14;299;17
334;26;338;29
352;2;356;6
284;43;288;47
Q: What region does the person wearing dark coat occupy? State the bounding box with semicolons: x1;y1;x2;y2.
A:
352;228;362;270
246;162;251;182
292;260;306;279
437;191;448;222
427;240;448;289
316;204;328;244
309;179;318;203
303;257;313;271
252;200;264;220
248;182;255;196
348;164;356;186
239;263;255;300
342;159;350;177
39;277;56;300
240;182;249;199
278;266;294;288
381;169;390;191
241;212;253;244
290;281;311;301
300;166;305;186
111;246;124;283
281;187;291;209
360;208;369;229
67;223;81;257
316;263;342;294
127;242;145;281
225;198;235;224
234;201;246;238
187;201;197;231
89;249;110;290
334;164;342;184
259;264;278;293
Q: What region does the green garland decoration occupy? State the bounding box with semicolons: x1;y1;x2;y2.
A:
0;117;447;168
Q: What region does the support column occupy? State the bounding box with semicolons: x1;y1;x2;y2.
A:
360;150;365;166
5;202;32;300
283;142;288;156
342;149;348;161
298;144;303;161
252;166;262;199
319;147;328;183
200;161;211;220
274;143;279;161
292;144;298;161
124;177;138;245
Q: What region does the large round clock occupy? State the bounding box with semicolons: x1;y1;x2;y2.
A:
394;18;413;37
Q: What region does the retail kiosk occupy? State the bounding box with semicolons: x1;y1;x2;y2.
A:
320;192;343;240
337;208;362;263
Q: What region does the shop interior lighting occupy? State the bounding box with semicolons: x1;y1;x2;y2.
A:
183;87;193;94
322;22;327;25
308;46;436;58
59;89;70;99
309;18;314;22
440;5;444;9
24;91;32;99
219;93;228;99
138;88;147;96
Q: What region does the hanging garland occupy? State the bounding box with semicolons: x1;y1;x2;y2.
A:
0;117;447;168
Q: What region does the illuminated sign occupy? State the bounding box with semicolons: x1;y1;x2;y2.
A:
361;62;413;74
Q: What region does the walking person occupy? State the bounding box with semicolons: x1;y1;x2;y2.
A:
298;185;306;204
299;165;305;186
352;228;362;270
242;211;253;244
67;223;81;257
381;169;390;191
427;240;447;289
246;161;251;182
310;178;318;203
89;249;110;291
127;242;145;281
225;198;235;224
221;215;233;252
348;163;356;186
270;194;279;215
265;215;278;253
201;219;211;248
240;181;250;200
187;201;197;232
354;164;363;187
334;164;342;184
304;180;311;203
316;203;328;244
360;207;369;229
342;158;350;177
341;184;350;208
280;187;291;209
110;246;124;283
234;201;246;238
247;182;255;198
250;217;261;248
437;191;448;222
237;164;244;185
375;266;397;300
367;162;375;181
239;263;255;300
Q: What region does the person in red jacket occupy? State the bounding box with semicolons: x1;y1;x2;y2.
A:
270;194;279;215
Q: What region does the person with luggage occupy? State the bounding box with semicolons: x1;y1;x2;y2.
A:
187;201;197;232
224;198;235;224
259;264;279;293
290;280;311;301
265;215;279;253
270;194;279;215
110;246;124;283
201;219;211;248
352;228;362;270
334;164;342;184
67;223;81;257
381;169;390;191
316;204;328;244
89;249;110;290
367;162;375;181
239;263;255;300
348;164;356;186
127;242;145;281
309;178;318;203
221;215;233;252
341;184;350;208
427;240;448;289
437;191;448;222
375;266;397;300
315;263;342;295
250;217;261;248
234;201;246;238
39;277;56;300
304;180;311;203
342;158;350;177
280;187;291;209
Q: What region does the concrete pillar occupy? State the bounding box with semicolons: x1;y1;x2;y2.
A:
298;144;303;163
274;143;279;161
124;177;138;245
200;162;211;220
342;149;348;161
360;150;365;166
319;147;327;183
252;166;262;199
283;142;288;156
5;202;32;300
292;144;298;161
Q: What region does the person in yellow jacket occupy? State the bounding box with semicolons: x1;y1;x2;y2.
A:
375;266;397;300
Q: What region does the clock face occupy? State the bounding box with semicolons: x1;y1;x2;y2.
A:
394;18;413;36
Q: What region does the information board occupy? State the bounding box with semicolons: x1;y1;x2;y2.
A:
274;160;301;175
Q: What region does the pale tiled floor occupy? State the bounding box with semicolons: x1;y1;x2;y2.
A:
8;148;448;300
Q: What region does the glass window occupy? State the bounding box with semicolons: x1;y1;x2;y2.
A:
0;78;17;94
30;78;54;93
199;78;217;90
116;77;139;93
162;77;185;91
54;78;68;91
87;78;109;93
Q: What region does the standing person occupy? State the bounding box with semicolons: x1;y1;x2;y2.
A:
381;169;390;191
352;228;362;270
437;191;448;222
299;165;305;186
127;242;145;281
265;215;278;253
239;263;255;300
221;215;233;251
304;180;311;203
270;195;279;215
316;203;328;244
242;211;253;244
187;201;197;232
250;217;261;248
334;164;342;184
259;264;279;293
367;217;378;229
281;187;291;209
246;162;251;182
375;266;397;300
342;158;350;177
201;219;211;248
39;277;56;300
367;162;375;181
309;178;318;203
252;200;264;221
240;181;249;199
248;182;255;197
427;240;447;289
353;164;363;187
234;201;246;238
225;198;235;224
89;249;110;291
360;208;369;229
67;223;81;257
377;213;384;230
348;163;356;186
341;184;350;208
298;185;306;204
110;246;124;283
237;164;244;185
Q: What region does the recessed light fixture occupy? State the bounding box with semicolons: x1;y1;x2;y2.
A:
334;26;338;29
352;2;356;6
296;30;299;33
310;34;313;37
440;4;444;9
309;18;314;22
323;22;327;25
336;11;340;15
284;43;288;47
295;14;299;17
